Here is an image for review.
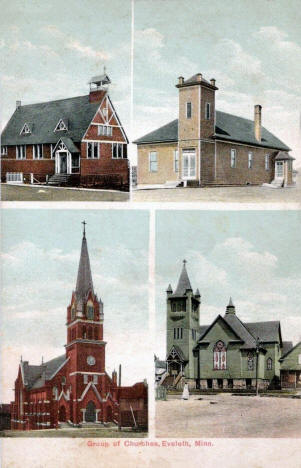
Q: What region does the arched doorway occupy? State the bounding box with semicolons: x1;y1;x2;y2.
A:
59;405;66;422
86;401;96;422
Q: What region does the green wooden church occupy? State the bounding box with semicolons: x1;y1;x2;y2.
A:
156;261;301;391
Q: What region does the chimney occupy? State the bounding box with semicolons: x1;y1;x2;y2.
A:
178;76;184;86
210;78;216;87
196;73;202;82
254;105;262;142
16;100;21;109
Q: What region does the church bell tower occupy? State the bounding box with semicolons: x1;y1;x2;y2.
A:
65;222;106;377
166;260;201;381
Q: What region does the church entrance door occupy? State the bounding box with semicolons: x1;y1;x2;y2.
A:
86;401;96;422
59;405;66;422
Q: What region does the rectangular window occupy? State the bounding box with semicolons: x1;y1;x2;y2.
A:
248;152;253;169
230;149;236;168
174;328;183;340
149;151;158;172
174;149;179;172
93;375;98;384
1;146;7;155
33;144;43;159
205;102;211;120
186;102;192;119
16;145;26;159
265;154;269;170
83;374;88;384
98;125;112;137
112;143;127;159
87;142;99;159
192;329;197;340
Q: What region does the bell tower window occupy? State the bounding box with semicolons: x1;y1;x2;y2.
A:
71;306;76;321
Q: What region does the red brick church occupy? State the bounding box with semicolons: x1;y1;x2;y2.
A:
10;224;147;430
1;73;129;191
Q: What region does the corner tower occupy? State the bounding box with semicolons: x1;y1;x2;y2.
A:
66;223;106;394
166;260;201;384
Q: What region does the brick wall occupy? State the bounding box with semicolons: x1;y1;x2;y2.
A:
178;86;199;141
200;87;215;139
137;143;178;185
201;141;215;184
215;141;275;185
80;142;129;184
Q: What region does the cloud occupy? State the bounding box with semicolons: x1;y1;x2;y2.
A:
256;26;301;57
66;40;110;61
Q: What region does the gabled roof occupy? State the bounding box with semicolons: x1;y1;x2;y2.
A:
281;341;294;357
196;314;243;346
244;321;282;344
172;261;192;297
134;111;290;151
274;151;295;161
167;345;187;362
53;137;80;154
1;94;102;145
280;341;301;361
224;313;256;349
21;354;66;390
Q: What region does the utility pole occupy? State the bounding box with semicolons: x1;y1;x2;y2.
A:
255;337;261;396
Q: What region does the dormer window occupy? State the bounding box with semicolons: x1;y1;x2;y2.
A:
54;119;68;132
20;123;31;135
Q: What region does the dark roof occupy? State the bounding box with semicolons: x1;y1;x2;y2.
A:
75;233;94;300
280;341;301;361
167;345;187;362
1;94;102;145
274;151;295;161
184;74;210;85
281;341;294;357
224;313;256;349
172;261;192;296
58;137;80;154
134;119;178;144
22;354;66;390
134;111;290;151
245;321;281;343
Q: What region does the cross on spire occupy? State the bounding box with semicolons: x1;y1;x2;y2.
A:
82;220;87;239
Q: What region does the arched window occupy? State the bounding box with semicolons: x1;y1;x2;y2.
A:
247;353;254;371
87;305;94;320
267;357;273;370
213;341;227;370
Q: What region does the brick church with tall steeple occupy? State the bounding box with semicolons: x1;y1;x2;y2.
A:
10;224;147;431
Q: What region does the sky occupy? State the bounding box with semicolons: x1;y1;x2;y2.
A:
155;210;301;359
1;0;300;166
0;209;150;403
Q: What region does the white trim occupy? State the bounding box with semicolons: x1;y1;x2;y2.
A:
66;318;102;328
107;95;128;143
86;141;100;159
20;123;31;135
112;142;127;159
65;339;106;348
48;357;69;380
173;149;179;173
16;145;26;159
1;145;8;155
82;94;107;140
58;390;70;401
69;371;105;376
54;118;68;132
79;381;103;402
33;144;44;160
149;151;158;172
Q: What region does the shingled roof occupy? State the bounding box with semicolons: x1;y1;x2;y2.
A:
134;111;290;151
172;261;193;297
1;94;102;146
21;354;67;390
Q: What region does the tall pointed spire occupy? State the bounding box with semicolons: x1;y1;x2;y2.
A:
173;260;192;296
75;222;94;299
